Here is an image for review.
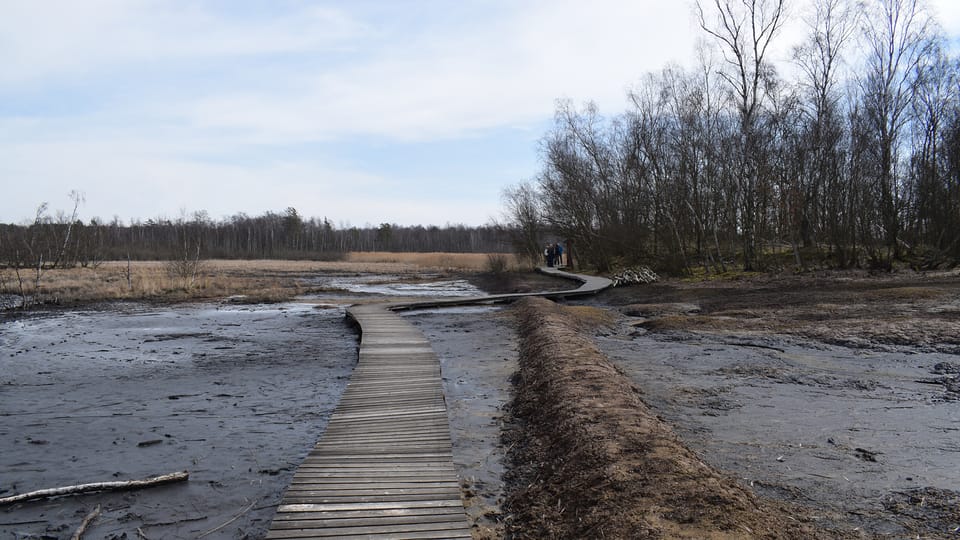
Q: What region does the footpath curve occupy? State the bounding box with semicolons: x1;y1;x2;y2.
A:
267;268;611;539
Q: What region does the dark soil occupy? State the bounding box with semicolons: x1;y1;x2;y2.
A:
417;270;960;539
6;269;958;539
408;306;517;540
0;302;356;539
593;270;960;354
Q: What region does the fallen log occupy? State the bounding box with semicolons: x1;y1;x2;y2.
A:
0;471;189;506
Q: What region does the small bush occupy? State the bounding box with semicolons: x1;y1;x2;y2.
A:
485;253;509;274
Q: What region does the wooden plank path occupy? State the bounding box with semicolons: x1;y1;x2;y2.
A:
267;267;611;539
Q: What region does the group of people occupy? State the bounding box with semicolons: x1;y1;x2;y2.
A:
544;242;566;268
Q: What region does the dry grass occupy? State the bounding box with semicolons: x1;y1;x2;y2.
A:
1;252;513;307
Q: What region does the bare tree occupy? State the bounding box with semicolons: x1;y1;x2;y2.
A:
794;0;859;266
697;0;787;270
50;190;84;269
907;40;957;262
166;211;206;289
9;204;52;307
859;0;934;262
502;182;544;268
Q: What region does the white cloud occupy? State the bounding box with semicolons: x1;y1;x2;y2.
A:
929;0;960;40
6;0;958;227
182;1;696;142
4;1;698;144
0;1;367;87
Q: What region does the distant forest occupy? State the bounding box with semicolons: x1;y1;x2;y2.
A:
505;0;960;273
0;204;510;269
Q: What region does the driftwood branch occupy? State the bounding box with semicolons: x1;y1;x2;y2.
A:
0;471;189;506
70;504;101;540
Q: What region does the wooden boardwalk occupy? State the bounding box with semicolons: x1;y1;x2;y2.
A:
267;268;611;539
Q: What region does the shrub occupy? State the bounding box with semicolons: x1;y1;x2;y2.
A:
485;253;509;274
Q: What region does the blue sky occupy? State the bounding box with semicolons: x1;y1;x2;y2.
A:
2;1;959;227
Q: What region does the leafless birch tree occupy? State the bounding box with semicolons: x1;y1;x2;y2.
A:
697;0;787;270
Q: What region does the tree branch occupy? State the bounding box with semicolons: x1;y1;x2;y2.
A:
0;471;189;506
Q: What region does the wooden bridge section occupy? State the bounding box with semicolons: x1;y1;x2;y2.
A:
267;268;611;539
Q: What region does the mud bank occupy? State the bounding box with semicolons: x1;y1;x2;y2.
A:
502;297;828;539
0;302;357;539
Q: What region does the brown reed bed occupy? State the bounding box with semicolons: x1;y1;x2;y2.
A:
0;252;518;307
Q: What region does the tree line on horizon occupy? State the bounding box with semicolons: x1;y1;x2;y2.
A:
0;204;510;272
505;0;960;274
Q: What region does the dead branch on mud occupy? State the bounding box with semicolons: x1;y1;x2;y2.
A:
0;471;189;506
70;504;100;540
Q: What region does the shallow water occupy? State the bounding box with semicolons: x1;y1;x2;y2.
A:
316;274;485;297
0;273;493;538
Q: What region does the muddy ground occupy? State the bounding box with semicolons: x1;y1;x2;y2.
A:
571;270;960;538
503;297;833;539
408;306;516;540
415;270;960;538
0;272;515;540
0;303;357;539
2;268;959;538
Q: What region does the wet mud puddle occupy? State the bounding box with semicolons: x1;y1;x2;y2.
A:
308;274;485;298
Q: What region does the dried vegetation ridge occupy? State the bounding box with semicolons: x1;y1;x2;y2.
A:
503;297;840;539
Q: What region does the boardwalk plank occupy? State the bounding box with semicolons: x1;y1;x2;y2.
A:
270;513;467;529
267;268;611;538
